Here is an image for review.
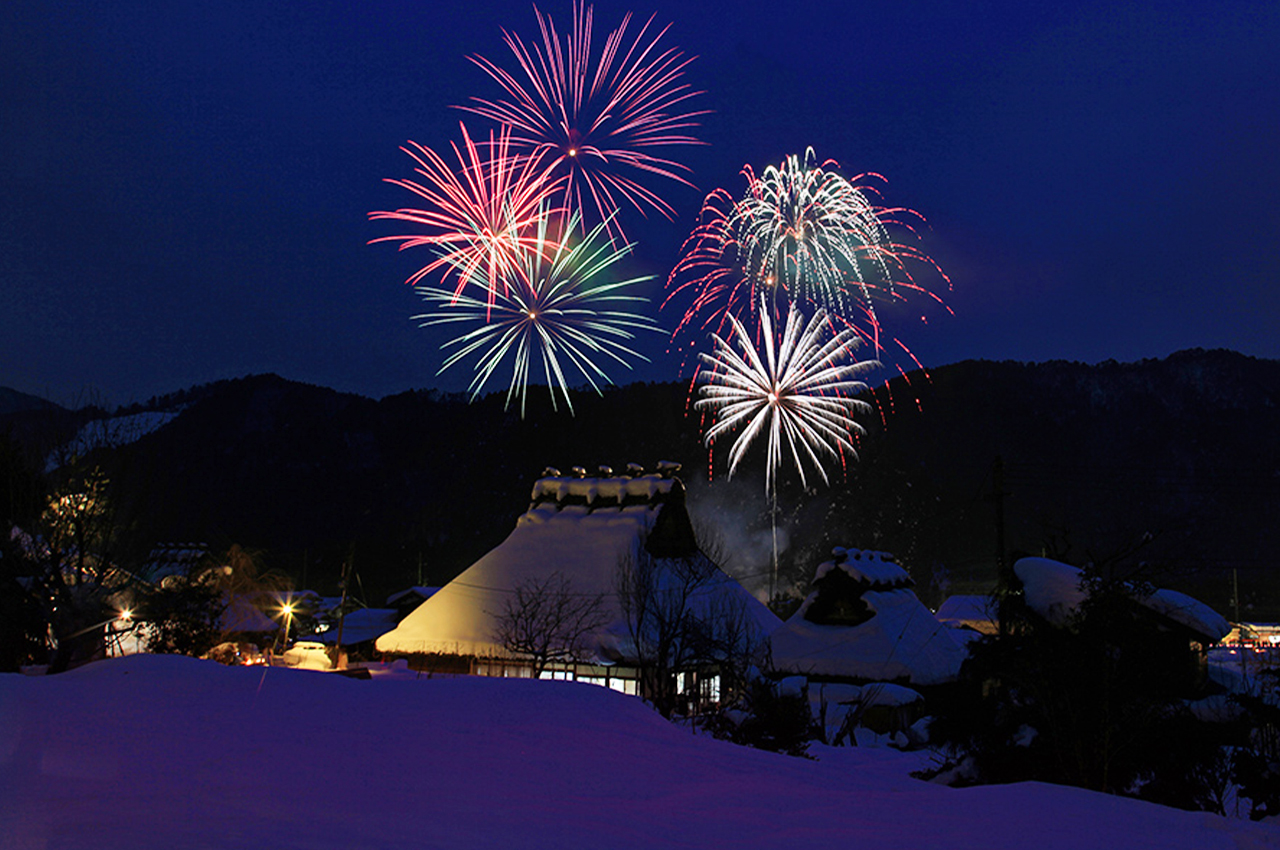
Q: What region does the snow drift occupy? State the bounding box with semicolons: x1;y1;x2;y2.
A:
2;655;1274;849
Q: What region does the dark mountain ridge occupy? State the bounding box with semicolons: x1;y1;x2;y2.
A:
4;349;1277;618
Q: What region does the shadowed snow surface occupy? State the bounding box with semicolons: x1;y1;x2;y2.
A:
1;655;1275;849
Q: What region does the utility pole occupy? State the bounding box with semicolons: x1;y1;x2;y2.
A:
332;552;352;669
992;455;1010;586
1233;567;1241;625
989;455;1011;637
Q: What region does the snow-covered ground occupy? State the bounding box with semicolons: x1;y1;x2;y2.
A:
2;655;1276;850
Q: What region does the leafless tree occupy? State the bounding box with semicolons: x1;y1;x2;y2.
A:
493;572;607;678
15;467;128;672
616;543;759;718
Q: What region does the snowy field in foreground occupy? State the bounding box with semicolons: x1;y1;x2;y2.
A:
2;656;1277;850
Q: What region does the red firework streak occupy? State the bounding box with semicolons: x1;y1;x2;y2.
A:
458;1;707;244
369;122;566;313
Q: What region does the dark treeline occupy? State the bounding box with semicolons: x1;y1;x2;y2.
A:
3;348;1278;616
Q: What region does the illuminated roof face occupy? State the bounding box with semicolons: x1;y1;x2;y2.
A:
378;473;777;661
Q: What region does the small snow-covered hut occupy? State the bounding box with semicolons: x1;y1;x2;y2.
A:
1013;556;1230;691
376;464;779;695
768;548;967;687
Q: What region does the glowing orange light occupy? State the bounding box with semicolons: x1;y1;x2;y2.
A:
567;147;577;158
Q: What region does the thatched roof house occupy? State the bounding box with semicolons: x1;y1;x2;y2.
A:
768;548;967;686
376;465;779;683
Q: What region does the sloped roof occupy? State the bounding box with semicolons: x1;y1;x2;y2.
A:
376;471;778;661
815;548;912;590
1143;588;1230;640
1013;557;1088;627
1013;556;1230;642
319;608;399;646
936;594;1000;634
385;586;440;608
769;548;967;686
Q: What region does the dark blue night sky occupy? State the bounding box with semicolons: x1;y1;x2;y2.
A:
4;0;1277;406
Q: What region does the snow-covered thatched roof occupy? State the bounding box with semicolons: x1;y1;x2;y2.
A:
376;468;778;661
1013;556;1230;642
768;548;967;686
815;548;913;590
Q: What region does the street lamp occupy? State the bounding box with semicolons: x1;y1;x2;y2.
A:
276;601;296;656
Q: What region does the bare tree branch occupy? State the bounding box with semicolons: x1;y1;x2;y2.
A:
493;572;607;678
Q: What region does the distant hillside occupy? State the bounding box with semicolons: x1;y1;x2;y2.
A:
0;387;60;416
824;349;1280;617
7;349;1278;618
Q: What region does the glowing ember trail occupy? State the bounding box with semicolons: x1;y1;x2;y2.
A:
695;297;879;498
369;123;564;309
664;148;949;369
413;209;660;417
459;0;706;243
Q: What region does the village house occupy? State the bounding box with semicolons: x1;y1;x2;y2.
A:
376;463;780;705
1011;556;1230;694
767;547;969;742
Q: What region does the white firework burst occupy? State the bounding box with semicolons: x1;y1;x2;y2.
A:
695;298;879;496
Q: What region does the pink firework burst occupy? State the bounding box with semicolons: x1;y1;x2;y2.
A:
368;122;565;307
459;0;706;242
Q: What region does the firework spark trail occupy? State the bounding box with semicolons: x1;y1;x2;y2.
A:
664;149;950;370
368;122;565;309
413;210;660;416
459;0;706;243
695;298;879;498
736;151;896;312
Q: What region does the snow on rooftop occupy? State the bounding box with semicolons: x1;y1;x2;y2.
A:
771;590;966;686
778;589;966;685
1013;557;1230;641
3;654;1271;849
377;475;777;660
769;548;964;685
1014;557;1089;627
316;608;399;645
815;548;911;588
1142;588;1231;642
530;473;675;508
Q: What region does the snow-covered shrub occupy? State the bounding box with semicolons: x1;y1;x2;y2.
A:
922;573;1236;812
710;677;818;757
